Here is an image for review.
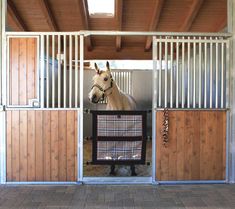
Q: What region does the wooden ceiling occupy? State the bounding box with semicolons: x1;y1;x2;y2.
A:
7;0;227;60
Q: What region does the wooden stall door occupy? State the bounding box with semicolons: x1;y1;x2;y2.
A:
8;37;38;106
156;111;226;181
6;110;78;182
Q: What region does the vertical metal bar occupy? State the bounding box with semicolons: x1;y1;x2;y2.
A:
182;37;185;108
170;41;173;108
40;35;44;108
204;38;207;108
79;34;84;182
46;35;49;108
176;37;179;108
193;37;196;108
69;35;72;108
210;37;213;108
221;42;224;108
164;40;167;107
52;35;55;108
158;39;162;107
63;35;67;108
75;35;78;108
199;37;202;108
187;40;190;108
58;35;61;108
215;39;219;108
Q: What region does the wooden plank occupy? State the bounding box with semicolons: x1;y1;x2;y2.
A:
43;111;51;181
74;111;78;180
26;38;36;101
156;111;162;180
19;38;27;105
58;111;67;181
191;111;200;180
199;111;208;179
66;111;75;181
184;111;194;180
168;111;177;180
35;111;44;181
11;111;20;181
51;111;59;181
10;38;19;105
6;111;12;181
27;111;36;181
222;111;226;179
19;110;27;181
176;111;185;180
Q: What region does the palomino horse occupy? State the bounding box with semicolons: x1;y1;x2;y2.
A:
88;61;137;110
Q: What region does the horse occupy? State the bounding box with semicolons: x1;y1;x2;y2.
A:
88;61;136;110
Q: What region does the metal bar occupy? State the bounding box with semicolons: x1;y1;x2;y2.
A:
79;35;84;182
52;35;55;108
164;40;167;107
204;38;207;108
5;31;231;37
158;180;226;184
63;35;67;108
75;35;78;108
158;39;162;107
154;39;228;44
182;37;185;108
46;35;49;108
176;37;179;108
0;112;6;183
221;42;224;108
40;35;45;108
187;40;190;108
199;37;202;108
5;181;79;185
210;38;213;108
82;177;152;184
215;40;219;108
170;41;173;108
58;35;61;108
69;35;72;108
193;37;196;108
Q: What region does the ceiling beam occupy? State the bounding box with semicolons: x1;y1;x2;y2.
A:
77;0;93;51
7;0;28;31
38;0;59;31
145;0;164;51
115;0;123;51
179;0;204;31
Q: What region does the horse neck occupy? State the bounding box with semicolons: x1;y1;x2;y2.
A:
106;82;123;109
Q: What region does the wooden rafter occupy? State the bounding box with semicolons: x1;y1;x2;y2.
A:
115;0;123;51
145;0;164;51
77;0;93;51
38;0;59;31
7;0;28;31
179;0;204;31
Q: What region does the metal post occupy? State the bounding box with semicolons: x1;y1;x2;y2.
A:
46;35;49;108
58;35;61;108
40;35;44;108
52;35;55;108
204;38;207;108
79;34;84;182
75;35;78;108
63;35;67;108
199;37;202;108
69;35;72;108
170;41;173;108
164;40;167;107
187;40;190;108
193;37;196;108
182;37;185;108
158;39;162;107
176;37;179;108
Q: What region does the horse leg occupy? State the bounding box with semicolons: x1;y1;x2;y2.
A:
110;164;116;175
130;165;137;176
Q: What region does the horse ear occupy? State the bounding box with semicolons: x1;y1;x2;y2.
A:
94;63;100;74
106;61;111;72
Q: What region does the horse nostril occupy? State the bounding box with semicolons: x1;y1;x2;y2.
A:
91;94;97;102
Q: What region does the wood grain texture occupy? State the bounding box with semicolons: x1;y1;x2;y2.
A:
156;110;226;181
6;110;78;182
9;38;37;106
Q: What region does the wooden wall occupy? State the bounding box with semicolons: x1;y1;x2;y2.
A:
9;38;37;106
6;110;77;182
156;110;226;181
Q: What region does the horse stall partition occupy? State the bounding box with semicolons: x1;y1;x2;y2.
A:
152;35;230;182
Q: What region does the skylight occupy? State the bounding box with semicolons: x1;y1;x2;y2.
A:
87;0;115;17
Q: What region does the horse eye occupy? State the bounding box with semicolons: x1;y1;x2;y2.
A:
104;77;108;81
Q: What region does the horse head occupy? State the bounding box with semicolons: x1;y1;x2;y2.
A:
89;61;114;103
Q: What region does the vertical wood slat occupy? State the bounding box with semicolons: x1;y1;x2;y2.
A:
9;38;38;106
156;110;226;181
6;110;78;182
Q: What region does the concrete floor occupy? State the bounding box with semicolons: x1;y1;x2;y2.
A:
0;184;235;209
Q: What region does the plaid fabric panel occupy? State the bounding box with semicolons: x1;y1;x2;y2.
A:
97;141;142;160
97;115;143;137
